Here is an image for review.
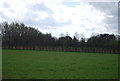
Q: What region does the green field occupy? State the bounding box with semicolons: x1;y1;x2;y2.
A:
2;49;118;79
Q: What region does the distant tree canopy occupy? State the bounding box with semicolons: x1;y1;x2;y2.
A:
1;21;120;53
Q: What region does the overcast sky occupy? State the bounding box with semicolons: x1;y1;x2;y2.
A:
0;0;118;38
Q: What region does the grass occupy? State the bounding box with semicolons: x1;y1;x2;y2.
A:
2;49;118;79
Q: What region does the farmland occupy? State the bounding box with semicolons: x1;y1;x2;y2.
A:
2;49;118;79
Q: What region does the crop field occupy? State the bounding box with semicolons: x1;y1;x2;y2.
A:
2;49;118;79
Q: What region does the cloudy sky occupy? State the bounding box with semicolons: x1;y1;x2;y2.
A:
0;0;119;38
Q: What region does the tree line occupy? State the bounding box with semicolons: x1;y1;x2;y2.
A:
1;22;120;54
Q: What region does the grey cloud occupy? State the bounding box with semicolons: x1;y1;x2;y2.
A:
89;2;118;16
104;16;117;24
2;2;10;8
38;16;71;27
24;15;71;28
23;10;71;28
89;2;118;34
29;2;53;14
23;2;72;28
0;11;14;22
